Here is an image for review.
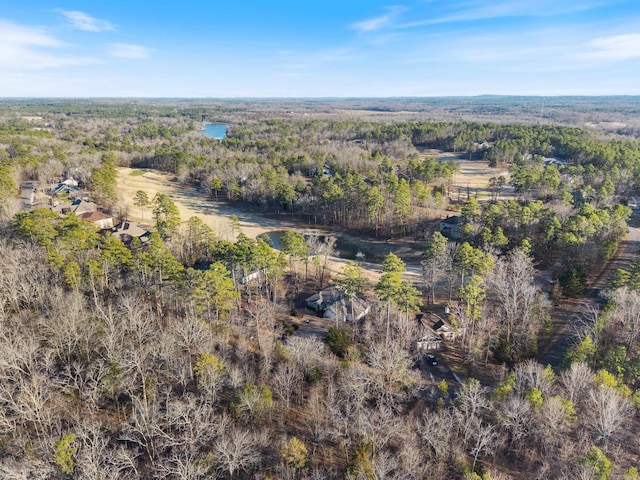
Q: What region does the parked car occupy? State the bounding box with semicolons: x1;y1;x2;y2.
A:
426;354;437;366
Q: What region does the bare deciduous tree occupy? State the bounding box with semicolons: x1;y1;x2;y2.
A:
488;249;550;360
285;336;326;377
214;426;262;478
273;361;303;410
496;394;532;455
605;287;640;348
469;420;498;472
587;385;631;449
560;361;593;406
247;299;281;374
514;359;555;397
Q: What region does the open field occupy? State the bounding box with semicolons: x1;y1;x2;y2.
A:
418;148;514;201
117;167;291;241
116;167;423;284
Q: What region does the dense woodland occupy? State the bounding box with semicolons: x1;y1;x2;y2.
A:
1;98;640;478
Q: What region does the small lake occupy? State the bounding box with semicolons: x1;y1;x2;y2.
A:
261;231;382;264
198;123;227;140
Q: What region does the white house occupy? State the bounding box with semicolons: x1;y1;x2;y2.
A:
416;329;443;351
78;211;114;230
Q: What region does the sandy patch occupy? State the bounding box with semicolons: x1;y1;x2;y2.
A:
454;160;508;189
418;148;513;199
117;167;290;240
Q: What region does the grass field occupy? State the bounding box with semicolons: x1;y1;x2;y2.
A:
115;167;423;283
417;148;515;201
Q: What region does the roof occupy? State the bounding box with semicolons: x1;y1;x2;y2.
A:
61;178;79;187
78;211;112;223
70;199;97;214
305;285;343;305
54;183;80;195
433;317;454;333
324;295;370;321
112;221;149;240
533;274;555;290
418;329;442;343
440;215;463;225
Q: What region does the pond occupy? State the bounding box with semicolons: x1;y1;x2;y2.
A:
260;231;382;264
198;123;227;140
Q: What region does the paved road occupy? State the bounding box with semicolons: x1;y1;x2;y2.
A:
539;218;640;369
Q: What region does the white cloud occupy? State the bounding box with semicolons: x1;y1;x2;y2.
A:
400;0;610;28
108;43;151;59
0;19;98;71
0;19;64;47
584;34;640;61
58;10;114;32
351;6;406;33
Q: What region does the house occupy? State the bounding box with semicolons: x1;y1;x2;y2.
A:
324;295;371;322
312;164;334;176
439;215;464;240
305;284;371;322
432;315;457;341
63;199;97;215
111;221;150;244
52;183;80;197
533;274;556;294
542;157;569;168
77;211;114;230
60;177;79;188
50;201;72;214
305;285;344;312
416;329;442;351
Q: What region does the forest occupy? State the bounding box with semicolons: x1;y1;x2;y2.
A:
1;97;640;479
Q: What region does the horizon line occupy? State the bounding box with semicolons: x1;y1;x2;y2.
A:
2;94;640;101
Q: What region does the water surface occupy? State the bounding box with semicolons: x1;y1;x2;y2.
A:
198;123;227;140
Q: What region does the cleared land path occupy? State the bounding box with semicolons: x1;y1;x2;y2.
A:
116;167;422;284
539;219;640;369
118;167;292;240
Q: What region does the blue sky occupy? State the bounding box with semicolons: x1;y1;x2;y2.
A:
1;0;640;97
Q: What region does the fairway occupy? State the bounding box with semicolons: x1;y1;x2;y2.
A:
115;167;422;283
418;148;514;201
